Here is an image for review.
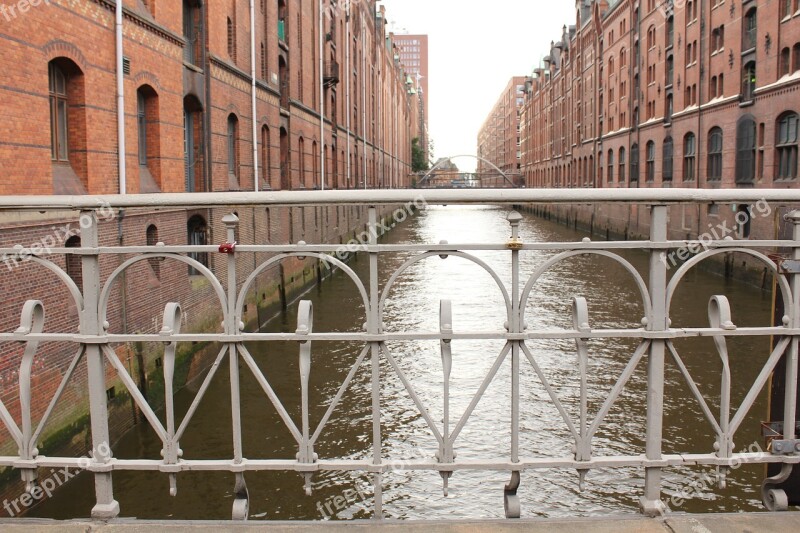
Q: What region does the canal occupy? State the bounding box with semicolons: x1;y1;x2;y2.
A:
31;205;774;520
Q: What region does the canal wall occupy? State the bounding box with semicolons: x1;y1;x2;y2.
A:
519;201;800;290
0;203;406;512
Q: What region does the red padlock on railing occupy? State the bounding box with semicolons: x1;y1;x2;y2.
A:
218;242;236;254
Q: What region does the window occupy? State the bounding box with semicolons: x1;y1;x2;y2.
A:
646;141;655;182
781;0;793;19
663;137;673;182
183;1;201;65
781;48;791;77
708;127;723;181
795;43;800;73
298;136;305;188
187;215;208;275
666;16;674;47
647;25;655;49
743;8;757;51
227;114;239;181
683;133;696;181
65;235;82;291
742;61;756;102
607;149;614;182
146;225;160;279
49;63;69;161
630;143;639;181
227;16;236;62
137;90;147;166
666;55;674;86
776;112;799;180
736;117;756;183
261;42;267;80
619;147;626;182
710;76;718;98
261;125;271;188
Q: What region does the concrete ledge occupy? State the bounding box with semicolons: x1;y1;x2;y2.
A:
1;513;799;532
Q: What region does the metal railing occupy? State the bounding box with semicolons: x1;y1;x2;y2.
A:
1;189;800;521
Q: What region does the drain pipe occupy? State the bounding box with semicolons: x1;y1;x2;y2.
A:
345;0;351;187
361;11;367;189
250;0;259;192
116;0;126;194
319;0;325;190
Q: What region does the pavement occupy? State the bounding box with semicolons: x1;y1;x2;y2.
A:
1;513;800;532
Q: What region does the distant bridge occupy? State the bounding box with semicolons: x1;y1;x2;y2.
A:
415;155;522;189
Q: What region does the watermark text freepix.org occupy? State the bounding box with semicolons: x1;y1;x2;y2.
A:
0;0;51;23
1;203;115;272
2;441;111;517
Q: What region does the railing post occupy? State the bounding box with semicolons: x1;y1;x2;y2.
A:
81;209;120;519
222;213;249;520
640;204;667;516
504;211;523;518
368;206;383;519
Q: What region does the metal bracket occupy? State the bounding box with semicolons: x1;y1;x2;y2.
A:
771;439;800;455
777;259;800;274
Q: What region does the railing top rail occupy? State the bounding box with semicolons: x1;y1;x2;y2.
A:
0;188;799;210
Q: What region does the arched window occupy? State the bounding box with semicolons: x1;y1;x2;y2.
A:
607;149;614;182
619;147;626;183
137;85;160;188
227;114;239;187
662;137;674;182
187;215;208;275
49;63;69;162
647;25;655;49
708;127;723;181
646;141;655;182
49;58;87;193
683;133;696;181
598;152;604;183
146;224;160;279
298;136;305;188
735;117;756;184
65;235;82;291
630;143;639;182
666;55;674;86
776;112;799;180
312;141;319;189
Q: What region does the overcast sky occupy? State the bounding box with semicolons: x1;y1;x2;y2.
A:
380;0;576;171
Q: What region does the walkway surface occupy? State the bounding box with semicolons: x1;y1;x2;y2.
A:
2;513;800;532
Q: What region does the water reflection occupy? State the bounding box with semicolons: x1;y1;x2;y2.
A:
31;205;773;520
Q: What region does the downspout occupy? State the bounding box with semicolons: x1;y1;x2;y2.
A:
345;2;351;187
116;0;126;194
250;0;259;192
361;12;367;189
203;2;212;193
319;0;325;190
697;0;705;192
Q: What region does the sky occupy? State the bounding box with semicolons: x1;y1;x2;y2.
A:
380;0;576;172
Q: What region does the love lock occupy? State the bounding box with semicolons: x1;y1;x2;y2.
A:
219;242;236;254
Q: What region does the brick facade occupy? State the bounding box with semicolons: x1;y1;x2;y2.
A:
477;76;526;180
519;0;800;193
0;0;422;509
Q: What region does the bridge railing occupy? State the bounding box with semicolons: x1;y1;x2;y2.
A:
0;189;799;520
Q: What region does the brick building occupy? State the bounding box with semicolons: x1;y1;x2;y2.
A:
0;0;424;504
520;0;800;192
393;34;429;164
477;76;527;179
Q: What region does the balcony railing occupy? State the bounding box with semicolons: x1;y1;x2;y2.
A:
323;60;340;88
1;189;800;522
